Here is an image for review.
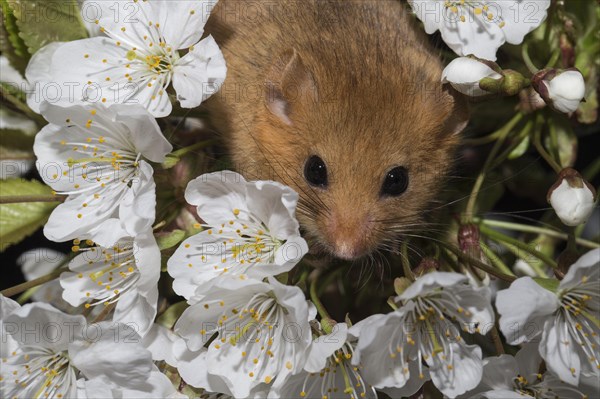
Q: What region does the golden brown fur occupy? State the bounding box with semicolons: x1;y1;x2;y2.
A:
204;0;468;259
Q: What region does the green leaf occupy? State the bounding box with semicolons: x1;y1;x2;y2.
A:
0;0;29;74
157;301;188;329
156;229;186;251
0;127;35;151
9;0;88;55
0;179;58;251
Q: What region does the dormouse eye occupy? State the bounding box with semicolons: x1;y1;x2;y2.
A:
381;166;409;197
304;155;328;188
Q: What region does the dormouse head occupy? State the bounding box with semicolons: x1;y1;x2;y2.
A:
249;48;469;260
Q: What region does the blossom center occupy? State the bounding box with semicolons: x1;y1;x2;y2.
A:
558;276;600;375
199;291;293;384
512;373;588;398
2;347;75;399
443;0;506;27
72;240;140;308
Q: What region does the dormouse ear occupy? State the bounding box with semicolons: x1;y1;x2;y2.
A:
265;49;316;126
441;86;470;135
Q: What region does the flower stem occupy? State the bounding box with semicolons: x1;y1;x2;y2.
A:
533;116;562;173
0;195;65;204
545;50;560;69
490;326;505;355
522;43;540;74
17;287;41;304
309;273;333;329
171;139;219;158
401;241;415;281
488;119;534;170
481;219;599;249
442;244;516;282
479;241;515;276
479;224;558;269
1;267;67;297
465;113;524;221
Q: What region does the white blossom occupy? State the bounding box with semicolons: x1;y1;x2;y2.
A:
441;57;501;96
59;231;160;336
408;0;551;61
353;272;494;398
0;302;157;398
175;276;314;398
168;171;308;300
34;102;172;247
496;248;600;386
26;0;226;117
269;322;377;399
464;344;589;398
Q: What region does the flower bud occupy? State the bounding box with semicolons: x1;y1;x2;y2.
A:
548;168;596;226
532;68;586;114
441;57;502;97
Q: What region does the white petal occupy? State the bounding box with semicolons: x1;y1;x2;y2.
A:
150;0;218;49
353;311;417;389
141;324;182;367
496;277;559;345
440;14;505;61
427;342;482;398
25;42;64;113
514;346;543;381
80;377;116;398
539;317;581;386
560;248;600;289
69;321;153;388
5;303;86;350
83;0;153;49
477;389;528;399
43;190;126;245
399;272;467;301
407;1;445;35
0;295;21;358
113;289;157;337
495;0;551;45
119;161;157;237
172;35;227;108
441;57;502;96
47;37;131;105
18;248;66;280
118;369;183;398
175;346;237;395
246;180;301;240
304;323;349;373
185;171;249;225
480;355;517;391
111;104;172;162
132;231;162;292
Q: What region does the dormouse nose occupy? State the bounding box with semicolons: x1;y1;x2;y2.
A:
325;210;374;260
